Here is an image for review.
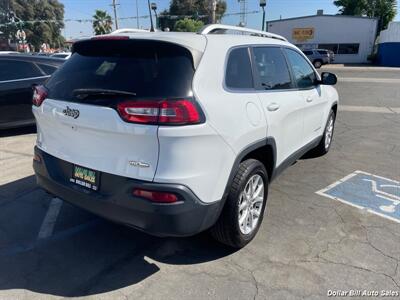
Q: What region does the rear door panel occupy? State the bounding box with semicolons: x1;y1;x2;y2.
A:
0;78;40;127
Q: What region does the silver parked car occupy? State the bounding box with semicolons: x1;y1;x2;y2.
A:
302;49;335;68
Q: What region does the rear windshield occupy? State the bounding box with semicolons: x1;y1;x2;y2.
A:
317;50;328;55
46;39;195;101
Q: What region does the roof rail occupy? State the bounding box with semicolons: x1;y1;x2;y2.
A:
198;24;287;42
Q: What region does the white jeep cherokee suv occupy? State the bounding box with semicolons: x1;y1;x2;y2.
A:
33;25;338;248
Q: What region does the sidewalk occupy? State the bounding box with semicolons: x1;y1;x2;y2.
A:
322;64;400;71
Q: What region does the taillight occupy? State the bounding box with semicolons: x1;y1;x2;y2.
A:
133;189;179;203
32;85;48;107
91;35;129;40
117;99;202;125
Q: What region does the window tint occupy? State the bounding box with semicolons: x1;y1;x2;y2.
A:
338;43;359;54
284;49;316;89
0;60;42;81
303;50;313;56
225;47;253;89
46;40;195;101
37;63;58;75
317;50;328;55
318;44;339;54
253;47;292;90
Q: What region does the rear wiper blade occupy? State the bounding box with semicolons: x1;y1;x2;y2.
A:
73;88;136;99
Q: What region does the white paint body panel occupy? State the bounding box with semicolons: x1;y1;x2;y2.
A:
155;124;235;203
257;90;304;166
33;99;159;181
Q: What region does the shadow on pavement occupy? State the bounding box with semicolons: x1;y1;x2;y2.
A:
0;175;236;297
0;125;36;138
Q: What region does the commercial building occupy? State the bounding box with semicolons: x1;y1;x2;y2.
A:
266;12;378;64
378;22;400;67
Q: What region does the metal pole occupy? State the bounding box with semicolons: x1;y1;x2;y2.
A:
261;6;265;31
112;0;119;30
136;0;140;28
147;0;154;32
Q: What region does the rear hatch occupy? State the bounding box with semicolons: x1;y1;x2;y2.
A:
33;38;197;181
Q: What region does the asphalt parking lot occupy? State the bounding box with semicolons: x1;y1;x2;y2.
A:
0;66;399;299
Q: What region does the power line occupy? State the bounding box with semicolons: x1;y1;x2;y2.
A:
0;11;261;28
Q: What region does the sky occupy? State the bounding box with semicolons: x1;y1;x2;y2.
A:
61;0;400;40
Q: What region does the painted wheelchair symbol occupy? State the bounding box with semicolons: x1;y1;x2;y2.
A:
363;179;400;213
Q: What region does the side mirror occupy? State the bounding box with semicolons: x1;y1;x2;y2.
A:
320;72;337;85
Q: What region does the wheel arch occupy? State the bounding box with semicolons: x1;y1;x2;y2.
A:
222;138;276;203
331;102;338;116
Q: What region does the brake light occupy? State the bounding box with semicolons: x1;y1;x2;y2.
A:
32;85;48;107
133;189;179;203
91;35;129;40
117;99;202;125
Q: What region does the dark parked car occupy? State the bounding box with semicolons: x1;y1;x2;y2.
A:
0;55;64;129
302;49;335;69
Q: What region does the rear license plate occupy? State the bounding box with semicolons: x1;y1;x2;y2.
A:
70;165;100;191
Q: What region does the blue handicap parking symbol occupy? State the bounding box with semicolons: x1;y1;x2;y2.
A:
317;171;400;223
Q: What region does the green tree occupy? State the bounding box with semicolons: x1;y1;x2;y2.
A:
159;0;227;31
174;18;204;32
0;0;65;51
334;0;397;30
364;0;397;30
333;0;366;15
170;0;226;22
92;10;113;35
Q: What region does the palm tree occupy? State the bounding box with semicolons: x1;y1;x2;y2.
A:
92;10;113;35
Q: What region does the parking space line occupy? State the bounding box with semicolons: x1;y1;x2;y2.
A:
38;197;63;239
316;171;400;224
339;77;400;84
316;171;359;195
339;105;400;114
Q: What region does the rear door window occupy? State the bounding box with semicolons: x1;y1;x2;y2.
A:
0;60;42;81
225;47;254;89
252;47;293;90
46;40;195;101
37;63;58;75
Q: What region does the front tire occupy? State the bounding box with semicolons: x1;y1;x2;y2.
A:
211;159;268;248
311;109;336;156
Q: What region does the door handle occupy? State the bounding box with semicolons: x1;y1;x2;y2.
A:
267;103;280;111
306;97;313;103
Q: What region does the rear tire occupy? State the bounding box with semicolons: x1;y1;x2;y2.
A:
313;60;322;69
211;159;268;248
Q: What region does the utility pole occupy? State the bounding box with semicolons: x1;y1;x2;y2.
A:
260;0;266;31
238;0;247;27
111;0;119;30
210;0;217;24
147;0;154;32
135;0;140;28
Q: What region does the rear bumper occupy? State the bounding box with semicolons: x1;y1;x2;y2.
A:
33;147;223;237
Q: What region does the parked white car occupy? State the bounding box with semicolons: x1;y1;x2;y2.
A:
32;25;338;248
